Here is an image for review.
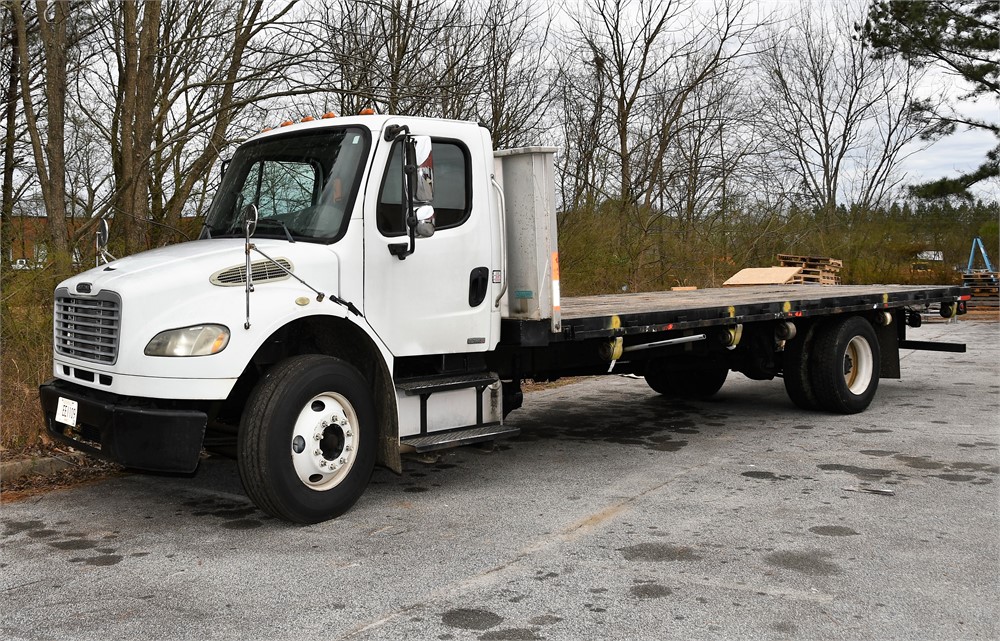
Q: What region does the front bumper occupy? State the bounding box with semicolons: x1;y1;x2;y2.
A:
39;379;207;473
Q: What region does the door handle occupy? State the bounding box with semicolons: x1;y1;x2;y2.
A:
469;267;489;307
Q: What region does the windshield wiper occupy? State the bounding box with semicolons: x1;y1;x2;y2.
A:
254;218;296;243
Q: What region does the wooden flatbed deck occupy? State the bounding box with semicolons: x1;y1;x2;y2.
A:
561;284;964;319
525;284;968;343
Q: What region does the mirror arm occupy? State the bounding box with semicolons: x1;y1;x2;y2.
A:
390;141;418;260
388;132;435;258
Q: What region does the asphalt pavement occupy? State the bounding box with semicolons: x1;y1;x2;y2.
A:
2;319;998;641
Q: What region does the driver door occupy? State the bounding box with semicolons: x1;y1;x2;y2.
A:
363;122;497;357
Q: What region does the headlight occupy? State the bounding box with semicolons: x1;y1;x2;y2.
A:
144;324;230;357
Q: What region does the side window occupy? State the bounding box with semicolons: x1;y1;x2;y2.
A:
377;140;470;236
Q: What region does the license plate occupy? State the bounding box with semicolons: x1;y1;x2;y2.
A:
55;397;79;427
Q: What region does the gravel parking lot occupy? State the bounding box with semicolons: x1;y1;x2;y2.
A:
2;319;997;641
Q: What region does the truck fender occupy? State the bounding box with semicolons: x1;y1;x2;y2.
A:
245;314;401;474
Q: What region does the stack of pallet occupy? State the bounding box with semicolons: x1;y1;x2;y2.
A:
962;271;999;310
723;254;844;287
777;254;843;285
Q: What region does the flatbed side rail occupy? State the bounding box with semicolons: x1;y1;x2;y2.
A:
500;285;969;345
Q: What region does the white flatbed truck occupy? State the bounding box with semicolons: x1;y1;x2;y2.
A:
40;115;971;523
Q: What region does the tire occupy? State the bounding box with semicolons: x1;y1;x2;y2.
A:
782;322;820;410
237;355;376;524
810;316;880;414
644;361;728;399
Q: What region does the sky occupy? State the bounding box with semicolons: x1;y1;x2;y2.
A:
765;0;998;201
899;94;998;201
552;0;998;201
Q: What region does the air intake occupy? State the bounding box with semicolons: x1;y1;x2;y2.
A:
210;258;293;286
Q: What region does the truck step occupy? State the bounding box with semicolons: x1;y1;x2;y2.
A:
396;372;498;396
400;423;519;453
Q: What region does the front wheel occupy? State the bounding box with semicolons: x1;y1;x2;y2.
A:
810;316;880;414
238;355;376;524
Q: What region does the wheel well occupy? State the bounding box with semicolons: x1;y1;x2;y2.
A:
231;316;400;473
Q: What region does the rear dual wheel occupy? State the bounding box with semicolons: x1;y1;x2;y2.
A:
782;323;820;410
783;316;880;414
645;361;729;399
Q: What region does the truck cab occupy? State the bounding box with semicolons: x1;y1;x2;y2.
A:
41;115;534;523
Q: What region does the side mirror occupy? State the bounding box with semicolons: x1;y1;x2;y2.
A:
96;218;109;250
390;134;436;259
414;204;435;238
241;203;259;237
95;218;115;266
408;136;434;204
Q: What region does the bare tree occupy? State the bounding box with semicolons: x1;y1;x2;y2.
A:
66;0;314;252
318;0;472;116
460;0;554;148
108;0;161;253
2;7;22;262
314;0;553;149
556;0;755;290
151;0;310;240
758;3;928;223
9;0;78;257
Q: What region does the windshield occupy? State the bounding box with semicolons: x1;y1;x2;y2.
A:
203;127;370;242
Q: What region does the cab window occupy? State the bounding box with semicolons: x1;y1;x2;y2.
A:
377;140;471;236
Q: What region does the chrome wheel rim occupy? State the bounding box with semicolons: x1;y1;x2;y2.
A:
290;392;358;491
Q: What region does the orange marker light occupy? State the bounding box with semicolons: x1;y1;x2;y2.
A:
280;120;294;127
322;112;337;119
360;108;375;115
301;115;315;122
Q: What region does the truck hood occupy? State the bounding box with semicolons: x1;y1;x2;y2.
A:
61;239;337;298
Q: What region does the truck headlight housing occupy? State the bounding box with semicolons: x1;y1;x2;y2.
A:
144;325;230;357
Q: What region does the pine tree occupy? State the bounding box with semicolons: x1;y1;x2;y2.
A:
859;1;999;199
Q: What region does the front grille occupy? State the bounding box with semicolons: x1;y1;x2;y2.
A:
54;289;121;365
210;258;293;286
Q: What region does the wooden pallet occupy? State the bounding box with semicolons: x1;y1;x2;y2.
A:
963;271;999;287
777;254;844;269
793;274;842;285
967;298;999;310
777;254;842;285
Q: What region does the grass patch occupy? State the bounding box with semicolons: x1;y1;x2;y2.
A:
1;261;73;456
